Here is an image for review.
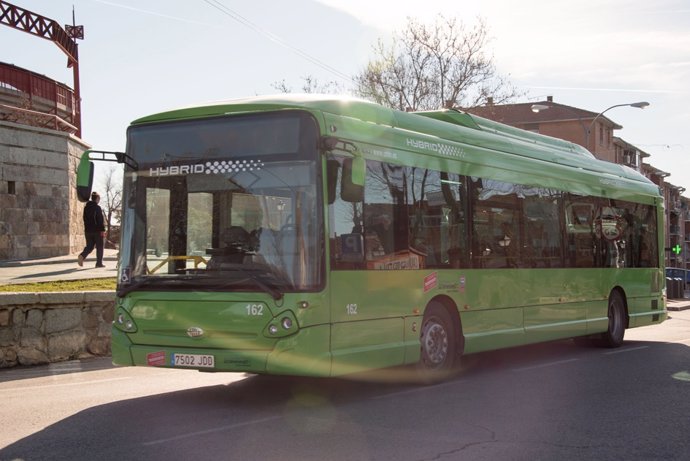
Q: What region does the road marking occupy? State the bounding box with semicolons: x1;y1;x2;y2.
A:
142;416;281;446
604;345;649;355
512;358;580;372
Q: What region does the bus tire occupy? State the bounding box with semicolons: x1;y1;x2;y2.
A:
601;290;626;348
418;302;460;381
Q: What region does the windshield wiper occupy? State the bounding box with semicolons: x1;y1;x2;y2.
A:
241;272;284;301
117;271;285;300
204;262;288;300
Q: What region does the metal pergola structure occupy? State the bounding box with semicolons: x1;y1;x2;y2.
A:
0;0;83;137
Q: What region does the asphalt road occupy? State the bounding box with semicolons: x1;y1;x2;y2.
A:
1;310;689;461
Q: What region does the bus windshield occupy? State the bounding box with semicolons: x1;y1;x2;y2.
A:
118;111;323;295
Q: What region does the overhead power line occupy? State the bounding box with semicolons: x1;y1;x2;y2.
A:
202;0;352;83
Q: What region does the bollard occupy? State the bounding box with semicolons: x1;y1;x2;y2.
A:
676;277;685;299
666;277;678;299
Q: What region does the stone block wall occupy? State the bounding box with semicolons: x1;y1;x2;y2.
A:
0;121;90;260
0;291;114;368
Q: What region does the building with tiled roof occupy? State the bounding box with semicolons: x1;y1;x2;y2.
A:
466;96;689;272
466;96;623;163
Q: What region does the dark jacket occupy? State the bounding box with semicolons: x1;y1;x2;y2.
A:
83;200;105;233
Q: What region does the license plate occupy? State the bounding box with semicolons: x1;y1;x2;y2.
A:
171;353;215;368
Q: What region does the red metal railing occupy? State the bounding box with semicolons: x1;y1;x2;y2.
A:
0;61;77;133
0;103;77;133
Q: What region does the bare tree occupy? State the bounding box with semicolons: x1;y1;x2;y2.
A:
99;166;122;248
353;15;523;111
271;75;345;94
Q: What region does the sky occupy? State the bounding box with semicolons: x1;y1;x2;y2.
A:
2;0;690;193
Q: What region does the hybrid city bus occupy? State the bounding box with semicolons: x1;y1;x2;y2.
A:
77;95;667;380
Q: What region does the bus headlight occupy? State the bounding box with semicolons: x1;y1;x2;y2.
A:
264;311;298;337
114;309;138;333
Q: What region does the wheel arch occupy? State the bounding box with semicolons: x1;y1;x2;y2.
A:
426;294;464;356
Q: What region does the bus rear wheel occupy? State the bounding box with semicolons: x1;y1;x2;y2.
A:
601;291;626;348
418;303;459;381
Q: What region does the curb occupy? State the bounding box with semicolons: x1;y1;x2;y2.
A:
0;291;116;306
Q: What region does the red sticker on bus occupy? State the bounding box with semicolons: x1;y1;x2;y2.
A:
424;272;438;292
147;351;166;367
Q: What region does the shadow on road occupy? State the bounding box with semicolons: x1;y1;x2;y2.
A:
1;339;688;461
14;267;86;280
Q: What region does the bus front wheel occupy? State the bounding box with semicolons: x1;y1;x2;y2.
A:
418;303;459;380
601;291;626;348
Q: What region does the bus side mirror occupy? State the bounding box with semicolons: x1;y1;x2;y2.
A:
341;158;364;203
351;155;365;186
76;151;94;202
326;160;340;205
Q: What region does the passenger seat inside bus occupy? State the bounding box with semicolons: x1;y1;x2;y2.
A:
206;226;252;267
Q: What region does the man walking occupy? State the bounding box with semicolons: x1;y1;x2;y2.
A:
78;191;106;268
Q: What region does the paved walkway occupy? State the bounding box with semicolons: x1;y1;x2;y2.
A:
0;249;118;285
667;297;690;311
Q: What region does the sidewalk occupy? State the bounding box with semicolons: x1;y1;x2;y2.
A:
0;249;118;285
667;297;690;311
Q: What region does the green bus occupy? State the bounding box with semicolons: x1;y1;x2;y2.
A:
77;95;667;380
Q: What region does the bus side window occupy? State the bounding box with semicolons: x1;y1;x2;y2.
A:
406;169;468;269
329;158;365;269
326;159;339;205
366;213;394;256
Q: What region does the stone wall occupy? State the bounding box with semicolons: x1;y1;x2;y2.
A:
0;291;114;368
0;121;90;260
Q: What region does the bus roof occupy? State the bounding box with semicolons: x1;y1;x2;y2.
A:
131;94;657;193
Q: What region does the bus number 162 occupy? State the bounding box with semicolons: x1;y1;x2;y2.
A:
246;304;264;316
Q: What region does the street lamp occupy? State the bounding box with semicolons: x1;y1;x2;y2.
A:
586;101;650;147
531;101;650;151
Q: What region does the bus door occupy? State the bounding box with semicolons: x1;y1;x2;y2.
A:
327;157;406;373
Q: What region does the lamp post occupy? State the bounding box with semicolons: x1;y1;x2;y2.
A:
585;101;649;148
531;101;650;151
